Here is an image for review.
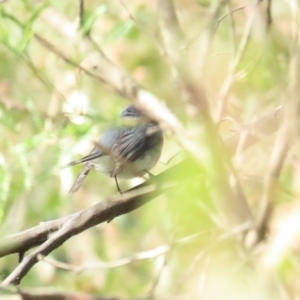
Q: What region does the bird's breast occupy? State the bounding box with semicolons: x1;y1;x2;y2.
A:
92;144;162;179
92;156;115;175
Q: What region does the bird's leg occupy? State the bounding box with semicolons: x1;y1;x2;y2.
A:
114;176;122;194
107;177;122;223
144;170;161;187
144;170;156;180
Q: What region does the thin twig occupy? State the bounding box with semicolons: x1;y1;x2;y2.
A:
156;0;254;228
37;234;200;273
215;5;248;31
147;254;168;297
79;0;84;27
266;0;272;28
197;0;227;71
226;0;237;53
33;34;107;85
257;18;300;239
0;286;125;300
118;0;164;53
215;1;259;122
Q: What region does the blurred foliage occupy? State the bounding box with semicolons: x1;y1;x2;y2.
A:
0;0;299;299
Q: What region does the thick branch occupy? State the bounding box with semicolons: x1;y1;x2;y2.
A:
0;159;195;259
0;185;166;285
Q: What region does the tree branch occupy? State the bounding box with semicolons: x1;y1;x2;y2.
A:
37;233;199;273
0;286;125;300
0;158;199;259
1;184;169;286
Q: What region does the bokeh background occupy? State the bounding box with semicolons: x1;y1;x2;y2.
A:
0;0;299;299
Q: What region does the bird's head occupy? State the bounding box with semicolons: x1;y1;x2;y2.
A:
120;105;146;126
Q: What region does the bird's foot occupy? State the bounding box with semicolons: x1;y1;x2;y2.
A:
144;170;156;181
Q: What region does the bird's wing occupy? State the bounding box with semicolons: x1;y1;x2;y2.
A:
110;127;148;177
63;151;103;168
64;127;122;169
68;162;94;194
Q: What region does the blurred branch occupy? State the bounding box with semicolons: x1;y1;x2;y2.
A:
0;286;125;300
215;1;259;121
266;0;272;28
257;54;300;238
1;34;67;107
37;234;199;273
216;5;248;31
33;34;104;83
0;160;196;260
20;292;120;300
118;0;163;53
147;252;168;297
79;0;84;27
33;34;184;136
0;184;166;286
171;220;253;296
226;106;282;155
1;285;176;300
155;0;253;228
198;0;227;71
155;0;210;112
155;0;182;67
22;52;68;105
226;0;238;53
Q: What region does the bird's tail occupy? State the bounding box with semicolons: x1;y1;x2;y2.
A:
68;162;94;194
63;152;103;168
64;151;103;194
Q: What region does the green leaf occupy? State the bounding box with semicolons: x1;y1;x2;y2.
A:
0;9;23;27
27;1;49;26
23;97;43;130
17;26;34;53
81;4;107;36
102;20;134;44
18;150;32;191
17;2;49;53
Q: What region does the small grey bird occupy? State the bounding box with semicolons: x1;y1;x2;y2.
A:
65;105;163;194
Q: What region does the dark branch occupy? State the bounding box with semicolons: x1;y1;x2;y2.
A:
0;184;167;285
0;159;196;260
79;0;84;28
